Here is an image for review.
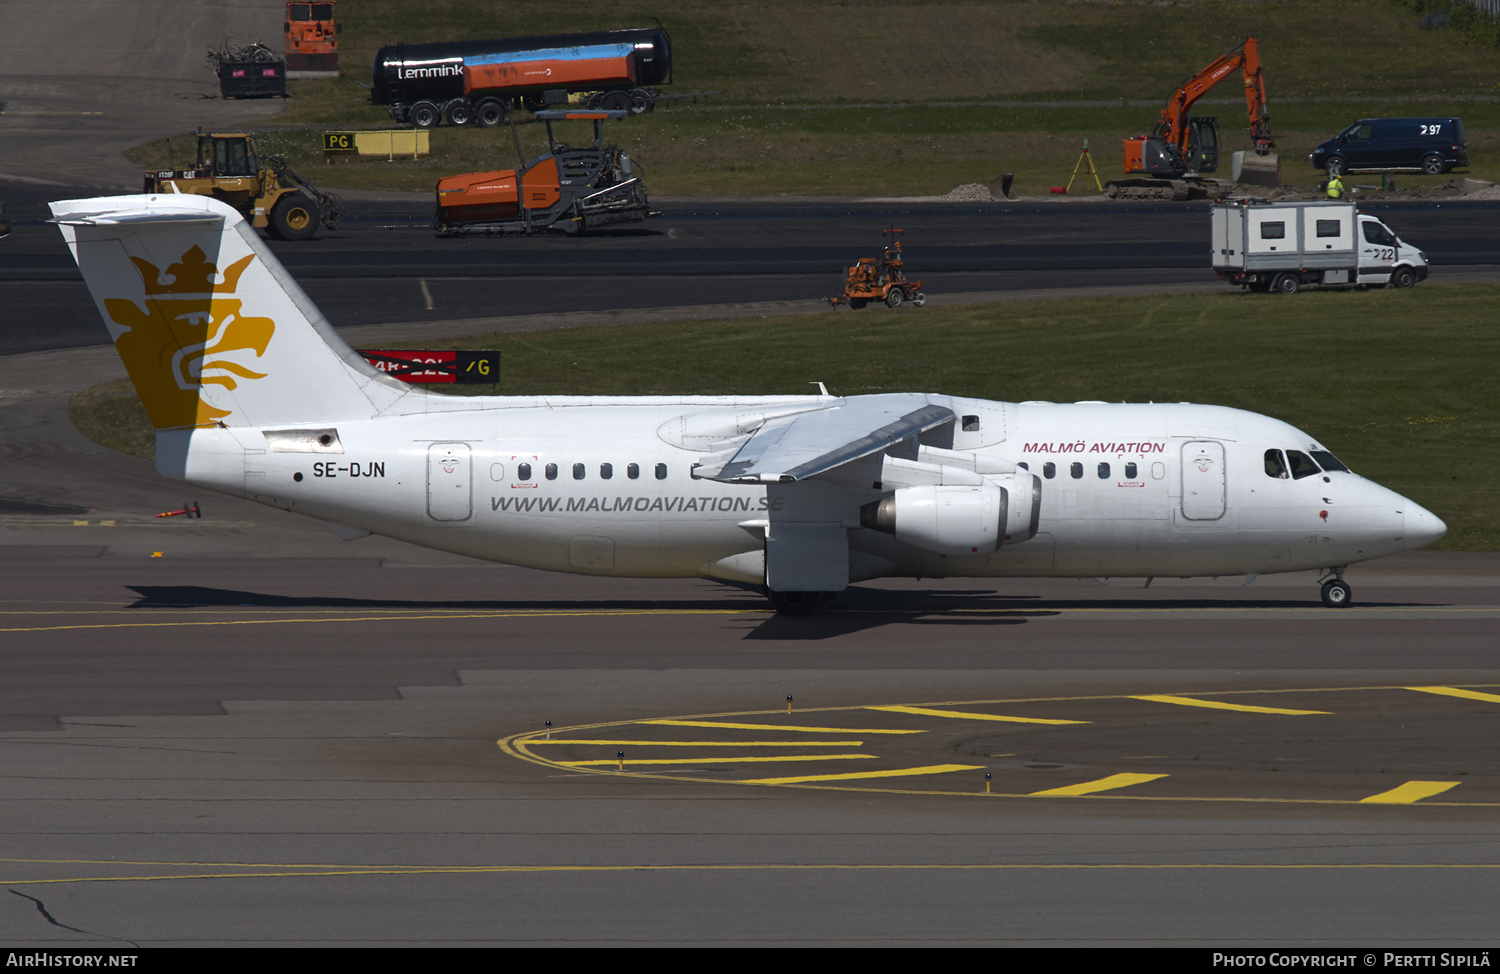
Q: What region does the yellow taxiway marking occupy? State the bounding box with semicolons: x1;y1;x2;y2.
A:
528;739;865;747
640;719;922;735
1029;773;1170;797
0;608;762;633
5;859;1500;887
868;705;1087;725
559;754;878;766
743;764;983;785
1406;686;1500;705
1131;694;1331;716
1359;781;1462;805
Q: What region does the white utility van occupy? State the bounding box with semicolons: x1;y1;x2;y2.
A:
1211;200;1427;293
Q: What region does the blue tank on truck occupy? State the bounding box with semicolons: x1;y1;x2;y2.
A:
371;28;672;128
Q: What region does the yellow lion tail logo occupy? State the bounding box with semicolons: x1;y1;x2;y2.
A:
52;194;409;431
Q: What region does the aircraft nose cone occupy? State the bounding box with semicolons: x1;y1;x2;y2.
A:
1404;501;1447;550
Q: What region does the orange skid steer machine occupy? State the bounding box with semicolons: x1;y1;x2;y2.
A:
828;229;925;309
434;110;654;235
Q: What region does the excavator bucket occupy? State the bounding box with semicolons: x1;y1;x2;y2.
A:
1234;149;1281;188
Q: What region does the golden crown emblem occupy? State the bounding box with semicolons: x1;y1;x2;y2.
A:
130;245;254;297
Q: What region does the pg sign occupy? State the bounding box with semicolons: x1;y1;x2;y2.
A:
323;131;355;154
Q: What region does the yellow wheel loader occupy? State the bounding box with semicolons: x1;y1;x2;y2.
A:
142;133;342;240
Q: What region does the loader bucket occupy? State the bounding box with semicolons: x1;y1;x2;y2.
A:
1233;149;1281;189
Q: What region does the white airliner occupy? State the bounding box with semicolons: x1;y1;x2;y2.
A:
53;195;1445;613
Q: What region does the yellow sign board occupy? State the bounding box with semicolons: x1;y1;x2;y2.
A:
322;130;430;161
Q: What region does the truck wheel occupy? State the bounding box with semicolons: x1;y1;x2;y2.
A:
1325;157;1347;179
269;194;317;241
602;91;632;113
885;288;905;308
849;298;867;310
475;100;505;127
1421;154;1445;175
1390;267;1417;289
409;101;440;128
445;101;474;127
1273;273;1300;295
912;291;927;307
628;89;652;114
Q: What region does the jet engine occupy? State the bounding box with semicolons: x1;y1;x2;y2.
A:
859;475;1040;556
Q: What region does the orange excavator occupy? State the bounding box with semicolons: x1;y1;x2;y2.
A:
1106;37;1279;201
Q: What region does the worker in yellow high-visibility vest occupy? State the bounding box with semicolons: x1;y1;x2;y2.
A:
1326;174;1345;199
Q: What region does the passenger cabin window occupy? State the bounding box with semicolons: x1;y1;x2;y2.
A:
627;463;640;480
600;462;613;480
1286;450;1321;480
655;463;668;480
1017;462;1028;471
1310;451;1349;473
1043;462;1056;479
544;463;558;480
1125;462;1137;479
1259;222;1286;240
1265;449;1289;479
572;463;586;480
962;415;980;432
1316;220;1341;238
1070;462;1083;480
517;463;532;481
1097;462;1110;479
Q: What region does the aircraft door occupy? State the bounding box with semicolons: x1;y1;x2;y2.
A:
427;443;472;521
1180;440;1226;520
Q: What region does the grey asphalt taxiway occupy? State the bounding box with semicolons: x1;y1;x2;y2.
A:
1;339;1499;946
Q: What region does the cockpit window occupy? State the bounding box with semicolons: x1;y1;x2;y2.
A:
1264;449;1289;479
1310;451;1349;473
1286;450;1321;480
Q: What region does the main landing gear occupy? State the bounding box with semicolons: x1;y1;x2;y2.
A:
766;590;830;616
1319;567;1352;608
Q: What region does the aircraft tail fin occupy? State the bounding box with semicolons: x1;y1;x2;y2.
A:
51;194;410;430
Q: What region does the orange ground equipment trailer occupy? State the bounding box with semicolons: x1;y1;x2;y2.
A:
434;110;653;235
284;1;340;74
828;229;926;309
1107;37;1280;201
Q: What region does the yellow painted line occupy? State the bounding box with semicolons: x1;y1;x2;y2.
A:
529;740;865;747
559;754;879;766
9;861;1500;887
1029;773;1169;797
0;608;762;633
1360;781;1462;804
1131;694;1331;716
743;764;983;785
641;719;922;735
1406;686;1500;705
868;705;1087;725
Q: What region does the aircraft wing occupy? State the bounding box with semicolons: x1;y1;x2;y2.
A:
691;395;954;484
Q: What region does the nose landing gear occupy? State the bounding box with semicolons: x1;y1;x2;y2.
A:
1319;567;1352;608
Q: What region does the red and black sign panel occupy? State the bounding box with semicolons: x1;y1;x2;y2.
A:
357;350;500;384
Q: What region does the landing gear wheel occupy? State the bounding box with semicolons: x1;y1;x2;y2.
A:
1273;273;1301;295
1326;157;1347;179
1421;153;1446;175
445;101;474;126
409;101;440;128
1390;266;1416;289
269;193;317;241
475;100;505;127
1321;579;1352;608
912;291;927;307
767;590;821;616
602;91;632;113
885;288;905;309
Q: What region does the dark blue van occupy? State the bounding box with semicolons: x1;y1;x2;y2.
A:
1310;118;1468;177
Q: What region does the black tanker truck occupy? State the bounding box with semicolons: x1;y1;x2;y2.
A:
371;27;674;128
